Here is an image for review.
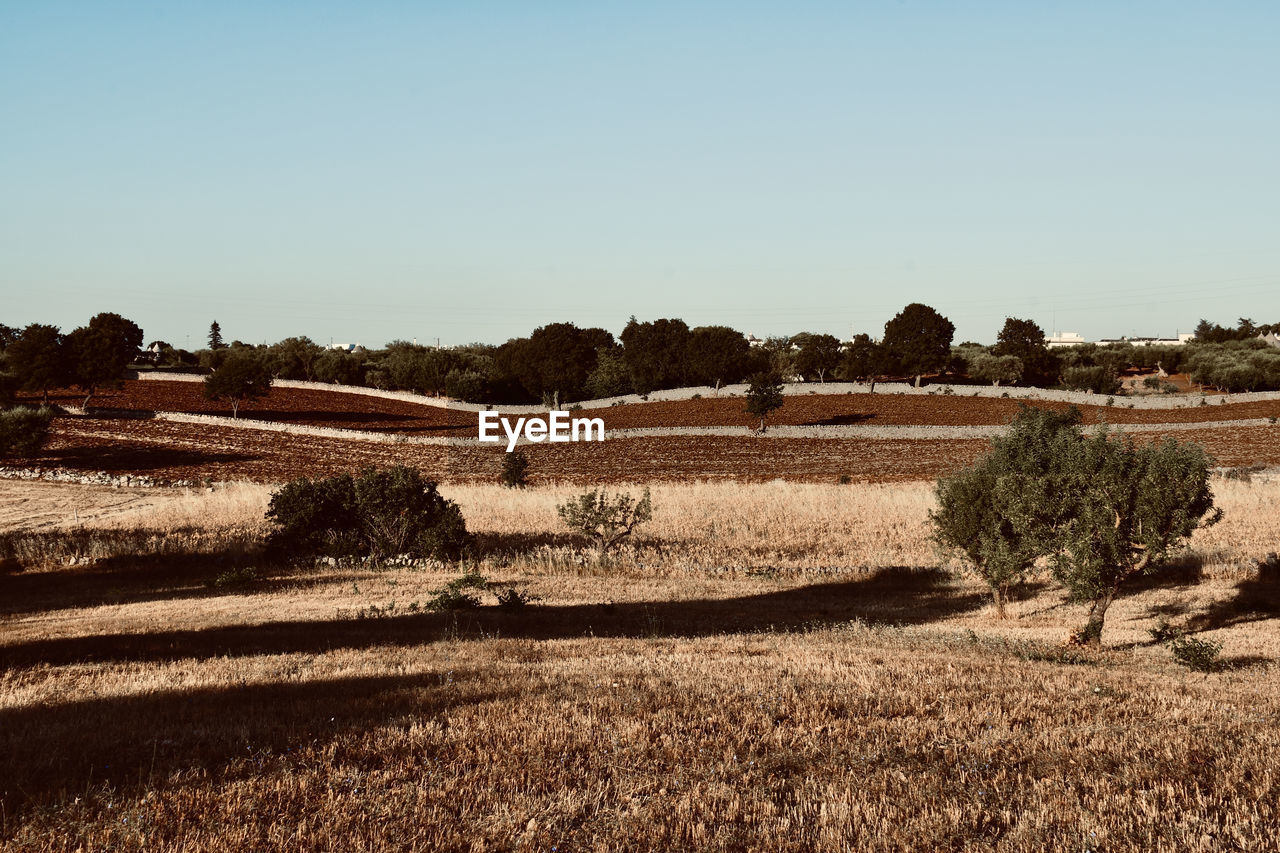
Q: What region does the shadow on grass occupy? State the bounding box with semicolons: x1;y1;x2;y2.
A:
1185;561;1280;633
0;540;331;618
0;567;985;669
0;670;505;823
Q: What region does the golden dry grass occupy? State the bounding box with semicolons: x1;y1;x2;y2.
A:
7;476;1274;576
2;478;1278;850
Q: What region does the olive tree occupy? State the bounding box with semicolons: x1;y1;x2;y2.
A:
203;350;273;417
1051;431;1220;645
933;406;1080;616
933;404;1221;644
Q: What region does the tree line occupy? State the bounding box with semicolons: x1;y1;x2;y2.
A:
4;311;1278;412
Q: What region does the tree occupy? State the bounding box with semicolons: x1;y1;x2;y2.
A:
967;352;1024;387
0;324;17;351
266;336;324;380
65;312;144;407
203;350;273;417
791;333;842;383
208;321;226;351
6;324;66;404
557;488;652;558
882;303;955;386
1061;365;1121;395
744;371;785;432
1052;430;1220;645
314;349;364;385
620;317;691;394
839;334;892;388
759;336;798;379
992;317;1058;386
932;406;1082;617
521;323;614;403
584;349;634;399
687;326;752;391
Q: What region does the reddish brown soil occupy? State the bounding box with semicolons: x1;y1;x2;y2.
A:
29;416;1280;486
21;380;1280;434
589;392;1280;429
26;381;475;435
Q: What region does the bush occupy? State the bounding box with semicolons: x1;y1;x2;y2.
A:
266;465;471;562
1170;634;1224;673
0;406;53;458
557;488;653;558
424;573;489;610
501;450;530;488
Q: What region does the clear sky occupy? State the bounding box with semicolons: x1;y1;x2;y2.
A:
3;2;1277;349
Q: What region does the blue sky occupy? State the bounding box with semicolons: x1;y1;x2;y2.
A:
2;2;1277;348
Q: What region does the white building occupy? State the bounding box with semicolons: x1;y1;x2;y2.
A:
1045;331;1087;348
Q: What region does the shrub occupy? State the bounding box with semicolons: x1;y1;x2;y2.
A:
0;406;53;458
266;465;471;562
501;450;530;488
1148;619;1180;644
1170;634;1224;673
496;587;540;610
557;488;653;558
425;572;489;611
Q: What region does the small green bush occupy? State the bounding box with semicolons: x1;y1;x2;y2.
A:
0;406;54;458
496;587;540;609
501;450;530;488
425;572;490;610
557;488;653;557
210;566;260;589
1170;634;1224;673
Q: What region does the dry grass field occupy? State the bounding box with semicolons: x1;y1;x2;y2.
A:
2;476;1278;850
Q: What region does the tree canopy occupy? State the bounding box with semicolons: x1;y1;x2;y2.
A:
882;303;955;385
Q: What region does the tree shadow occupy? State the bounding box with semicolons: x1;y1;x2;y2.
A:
1222;654;1274;671
0;670;506;821
803;413;876;426
1184;560;1280;633
39;445;258;473
0;545;336;617
0;567;986;669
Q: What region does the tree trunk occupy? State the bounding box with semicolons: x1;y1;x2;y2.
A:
759;416;767;433
1080;590;1116;646
995;584;1013;619
914;374;922;388
231;399;239;418
869;380;876;394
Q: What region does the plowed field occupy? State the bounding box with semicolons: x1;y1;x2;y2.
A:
25;380;1280;432
25;415;1280;486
